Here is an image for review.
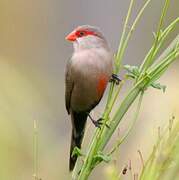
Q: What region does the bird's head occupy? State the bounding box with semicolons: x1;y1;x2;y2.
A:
66;25;109;51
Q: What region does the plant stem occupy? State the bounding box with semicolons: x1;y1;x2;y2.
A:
116;0;152;70
115;0;135;71
139;0;170;73
97;79;147;151
109;91;144;155
33;120;38;180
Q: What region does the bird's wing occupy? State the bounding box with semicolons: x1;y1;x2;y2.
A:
65;59;74;114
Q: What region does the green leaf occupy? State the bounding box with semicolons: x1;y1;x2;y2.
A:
71;147;84;158
150;82;167;92
124;65;140;79
94;151;111;163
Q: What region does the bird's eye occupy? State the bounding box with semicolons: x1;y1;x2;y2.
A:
78;31;85;37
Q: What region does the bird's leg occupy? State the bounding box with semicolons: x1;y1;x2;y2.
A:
110;73;121;85
88;114;103;128
87;113;110;129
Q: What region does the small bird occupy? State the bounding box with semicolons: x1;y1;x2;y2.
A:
65;25;119;171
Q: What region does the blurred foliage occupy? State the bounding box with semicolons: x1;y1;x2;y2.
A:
103;116;179;180
140;116;179;180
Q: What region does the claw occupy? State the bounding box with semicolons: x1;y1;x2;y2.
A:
91;118;103;128
110;74;121;85
88;114;110;129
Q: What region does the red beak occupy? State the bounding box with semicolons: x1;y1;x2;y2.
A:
65;31;76;42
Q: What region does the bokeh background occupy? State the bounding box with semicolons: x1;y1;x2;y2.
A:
0;0;178;179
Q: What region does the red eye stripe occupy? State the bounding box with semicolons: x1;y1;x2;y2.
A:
75;30;98;38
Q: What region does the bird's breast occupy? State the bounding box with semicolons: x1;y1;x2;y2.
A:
70;48;113;112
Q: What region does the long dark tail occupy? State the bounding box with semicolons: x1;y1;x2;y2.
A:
69;111;88;171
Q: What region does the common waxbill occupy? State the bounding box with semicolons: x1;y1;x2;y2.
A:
65;25;119;171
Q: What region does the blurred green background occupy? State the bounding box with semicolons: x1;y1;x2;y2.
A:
0;0;178;179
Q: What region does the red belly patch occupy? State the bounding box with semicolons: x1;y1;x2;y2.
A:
97;75;108;97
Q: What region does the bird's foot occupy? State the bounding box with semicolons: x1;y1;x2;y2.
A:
91;118;103;128
110;73;121;85
88;114;110;129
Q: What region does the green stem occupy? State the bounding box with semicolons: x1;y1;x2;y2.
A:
109;91;144;155
33;120;38;180
97;78;147;151
138;17;179;78
115;0;135;70
116;0;152;70
139;0;170;73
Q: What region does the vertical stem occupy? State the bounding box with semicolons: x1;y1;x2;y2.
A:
33;120;38;180
116;0;152;71
116;0;135;69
